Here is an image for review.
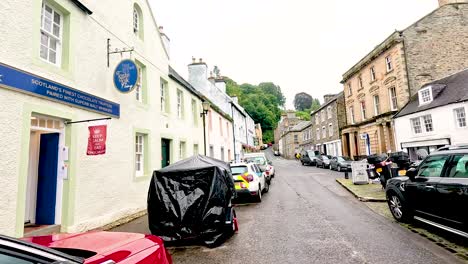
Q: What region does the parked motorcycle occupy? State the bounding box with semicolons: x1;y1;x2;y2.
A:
366;152;410;188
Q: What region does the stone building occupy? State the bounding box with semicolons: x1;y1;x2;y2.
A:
299;122;314;151
310;93;346;157
280;121;310;159
341;0;468;159
274;110;301;155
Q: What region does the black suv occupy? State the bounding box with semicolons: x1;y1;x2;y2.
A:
385;146;468;238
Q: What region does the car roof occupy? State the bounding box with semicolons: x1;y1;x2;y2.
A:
243;153;266;157
432;149;468;156
230;162;251;166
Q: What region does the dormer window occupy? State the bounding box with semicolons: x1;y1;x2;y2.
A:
418;86;433;105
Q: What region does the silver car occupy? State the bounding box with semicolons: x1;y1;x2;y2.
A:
330;156;353;172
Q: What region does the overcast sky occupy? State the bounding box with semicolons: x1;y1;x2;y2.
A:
149;0;438;109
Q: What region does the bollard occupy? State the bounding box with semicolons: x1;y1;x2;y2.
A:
344;171;349;179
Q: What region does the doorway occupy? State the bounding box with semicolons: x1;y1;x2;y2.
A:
25;116;64;226
161;138;171;168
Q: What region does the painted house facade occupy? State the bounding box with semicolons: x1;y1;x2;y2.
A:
0;0;204;238
394;69;468;161
341;0;468;159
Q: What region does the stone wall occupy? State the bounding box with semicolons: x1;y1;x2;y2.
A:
404;3;468;94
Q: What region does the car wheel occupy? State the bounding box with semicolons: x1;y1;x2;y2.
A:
301;161;304;166
264;181;270;193
255;185;262;202
337;166;341;172
387;192;412;222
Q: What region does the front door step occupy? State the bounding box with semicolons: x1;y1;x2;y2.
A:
24;224;61;237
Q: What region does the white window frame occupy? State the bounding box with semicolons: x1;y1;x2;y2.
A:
40;2;63;65
322;126;326;138
160;79;167;113
370;66;376;82
389;87;398;111
177;90;183;118
135;64;143;102
422;115;433;132
316;128;320;140
373;95;380;116
385;56;393;72
454;107;467;128
411;115;434;134
328;123;333;137
360;101;366;120
349;107;355;125
133;8;139;34
321;110;325;122
418;87;433;105
411;117;422;134
327;106;332;119
358;75;363;89
135;134;145;177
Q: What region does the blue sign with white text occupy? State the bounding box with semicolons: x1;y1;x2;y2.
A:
113;59;139;93
0;63;120;117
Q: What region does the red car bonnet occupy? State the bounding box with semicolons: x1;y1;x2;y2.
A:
23;231;169;263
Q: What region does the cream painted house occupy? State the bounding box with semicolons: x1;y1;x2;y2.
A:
0;0;203;237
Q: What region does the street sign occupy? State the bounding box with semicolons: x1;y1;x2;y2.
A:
113;59;139;93
351;161;369;185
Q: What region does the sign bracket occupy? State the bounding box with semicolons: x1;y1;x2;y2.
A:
65;117;111;125
107;38;134;67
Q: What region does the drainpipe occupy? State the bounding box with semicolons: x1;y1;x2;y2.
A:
231;103;237;161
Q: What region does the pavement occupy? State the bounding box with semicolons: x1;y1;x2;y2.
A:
111;149;463;264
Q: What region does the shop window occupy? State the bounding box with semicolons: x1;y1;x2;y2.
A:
40;2;63;65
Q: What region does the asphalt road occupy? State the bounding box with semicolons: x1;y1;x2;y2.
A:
111;150;462;264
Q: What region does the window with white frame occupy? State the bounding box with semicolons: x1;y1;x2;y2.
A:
322;126;326;138
454;107;467;128
385;56;393;72
179;141;186;160
327;106;332;119
160;79;168;113
133;5;143;39
423;115;433;132
328;123;333;137
373;95;380;116
135;63;144;102
40;2;62;65
358;75;363;89
348;83;352;96
177;90;183;118
316;128;320;140
135;134;145;176
389;87;398;111
321;110;325;122
418;87;433;105
411;115;433;134
370;66;376;82
360;101;366;120
315;114;319;125
349;107;355;124
411;117;422;134
192;99;198;126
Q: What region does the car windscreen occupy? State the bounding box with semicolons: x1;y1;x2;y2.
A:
306;151;316;157
244;157;267;165
322;156;330;160
338;156;351;162
231;166;248;175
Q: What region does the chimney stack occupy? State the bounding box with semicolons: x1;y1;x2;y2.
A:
323;94;336;104
188;57;208;90
158;26;170;58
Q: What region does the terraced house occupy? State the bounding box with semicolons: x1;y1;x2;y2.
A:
0;0;205;238
341;0;468;159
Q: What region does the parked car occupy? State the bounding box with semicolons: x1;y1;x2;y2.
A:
330;156;353;171
274;150;280;156
231;162;268;202
300;150;319;166
14;231;172;264
244;152;275;179
316;155;332;169
385;146;468;238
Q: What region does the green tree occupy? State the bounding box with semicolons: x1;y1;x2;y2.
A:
294;92;313;111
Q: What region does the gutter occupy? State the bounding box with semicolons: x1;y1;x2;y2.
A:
69;0;93;14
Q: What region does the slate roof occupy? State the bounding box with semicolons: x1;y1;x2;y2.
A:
395;68;468;118
168;66;203;100
311;92;344;116
290;121;311;132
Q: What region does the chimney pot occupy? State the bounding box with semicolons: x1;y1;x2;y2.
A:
199;58;203;63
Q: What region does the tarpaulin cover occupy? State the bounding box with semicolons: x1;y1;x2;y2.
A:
147;155;236;244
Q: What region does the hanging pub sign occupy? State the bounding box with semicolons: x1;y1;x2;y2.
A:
87;125;107;155
113;59;139;93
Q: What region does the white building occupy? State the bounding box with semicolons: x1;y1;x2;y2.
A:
394;69;468;161
187;60;256;161
0;0;203;237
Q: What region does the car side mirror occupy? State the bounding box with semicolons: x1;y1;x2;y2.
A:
406;167;417;180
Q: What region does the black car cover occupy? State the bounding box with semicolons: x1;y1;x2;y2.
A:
147;155;236;245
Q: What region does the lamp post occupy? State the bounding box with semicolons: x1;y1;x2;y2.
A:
201;101;210;156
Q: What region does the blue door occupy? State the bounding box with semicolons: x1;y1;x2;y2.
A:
36;133;59;225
